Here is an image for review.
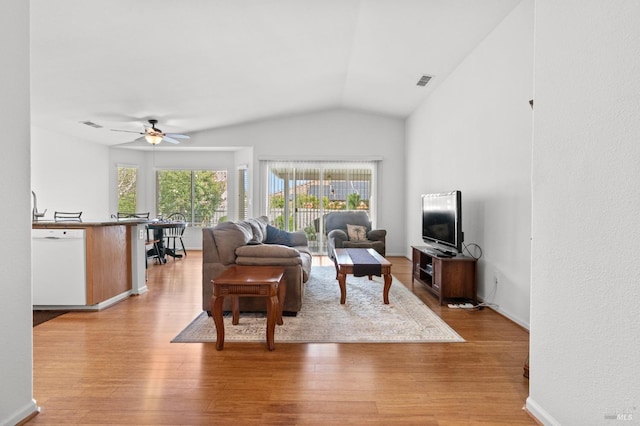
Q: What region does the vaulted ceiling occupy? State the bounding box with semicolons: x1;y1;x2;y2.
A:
30;0;520;146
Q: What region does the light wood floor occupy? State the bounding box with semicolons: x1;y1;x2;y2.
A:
30;252;533;425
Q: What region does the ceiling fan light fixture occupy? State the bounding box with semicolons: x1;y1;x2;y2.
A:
111;119;188;146
145;134;163;145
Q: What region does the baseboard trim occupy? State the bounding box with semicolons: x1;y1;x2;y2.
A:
522;405;544;425
134;284;148;295
525;397;561;426
33;289;134;311
485;303;530;331
7;399;39;426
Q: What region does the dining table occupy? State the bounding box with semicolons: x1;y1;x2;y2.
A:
146;220;187;262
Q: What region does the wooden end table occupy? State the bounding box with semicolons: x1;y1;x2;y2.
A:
210;265;286;351
333;248;393;304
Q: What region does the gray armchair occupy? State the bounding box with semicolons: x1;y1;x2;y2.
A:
325;211;386;260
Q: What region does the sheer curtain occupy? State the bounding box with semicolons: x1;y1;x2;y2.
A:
260;160;379;253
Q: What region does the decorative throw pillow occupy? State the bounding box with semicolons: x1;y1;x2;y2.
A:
346;224;368;241
265;224;295;246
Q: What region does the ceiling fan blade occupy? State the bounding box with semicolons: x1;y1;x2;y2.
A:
162;136;181;144
164;133;190;139
111;129;144;135
112;136;146;147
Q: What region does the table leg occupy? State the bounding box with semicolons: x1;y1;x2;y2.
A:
338;269;347;304
211;294;225;350
152;229;168;263
383;273;393;304
265;291;278;351
277;279;286;326
231;296;240;325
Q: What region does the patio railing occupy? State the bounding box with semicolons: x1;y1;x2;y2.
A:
266;207;370;254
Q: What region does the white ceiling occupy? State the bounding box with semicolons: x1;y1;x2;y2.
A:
30;0;520;147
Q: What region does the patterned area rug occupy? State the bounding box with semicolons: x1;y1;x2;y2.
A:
172;266;464;344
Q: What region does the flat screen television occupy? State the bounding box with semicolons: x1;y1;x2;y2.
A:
421;191;463;255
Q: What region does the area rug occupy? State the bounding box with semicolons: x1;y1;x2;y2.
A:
172;266;464;344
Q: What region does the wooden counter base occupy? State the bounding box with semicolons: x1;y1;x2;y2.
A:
33;219;148;310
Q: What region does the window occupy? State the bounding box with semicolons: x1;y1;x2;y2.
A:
156;169;227;226
117;166;138;213
262;160;378;253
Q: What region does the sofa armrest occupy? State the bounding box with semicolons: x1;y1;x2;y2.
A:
289;231;309;247
367;229;386;242
327;229;349;247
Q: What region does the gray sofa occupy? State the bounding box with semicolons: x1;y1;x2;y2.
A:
202;216;312;315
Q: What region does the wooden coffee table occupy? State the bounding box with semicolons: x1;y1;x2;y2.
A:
333;248;393;304
210;265;286;351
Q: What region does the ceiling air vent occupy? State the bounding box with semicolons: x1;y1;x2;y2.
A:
416;75;432;87
80;120;103;129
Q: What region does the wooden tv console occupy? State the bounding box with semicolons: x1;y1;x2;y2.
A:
411;246;477;305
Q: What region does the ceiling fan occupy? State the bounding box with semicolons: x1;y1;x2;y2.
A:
111;119;190;145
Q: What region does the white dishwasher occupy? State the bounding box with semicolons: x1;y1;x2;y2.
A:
32;228;87;306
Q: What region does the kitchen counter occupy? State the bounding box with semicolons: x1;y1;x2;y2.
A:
32;218;148;228
32;219;149;310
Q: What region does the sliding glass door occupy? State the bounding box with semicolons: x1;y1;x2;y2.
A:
263;161;377;254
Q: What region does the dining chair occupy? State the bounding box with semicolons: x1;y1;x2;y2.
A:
145;225;164;269
165;213;187;258
117;212;150;219
54;211;82;221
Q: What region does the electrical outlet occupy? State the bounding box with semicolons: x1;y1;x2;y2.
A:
139;229;145;240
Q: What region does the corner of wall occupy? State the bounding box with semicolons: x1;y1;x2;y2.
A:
525;397;560;426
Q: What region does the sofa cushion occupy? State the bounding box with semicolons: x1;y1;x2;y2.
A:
246;216;269;242
288;231;309;247
265;225;296;246
235;244;300;258
347;224;368;241
367;229;387;242
236;256;303;267
211;221;253;265
343;240;385;253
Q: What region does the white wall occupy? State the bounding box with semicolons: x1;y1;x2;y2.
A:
527;1;640;424
109;109;406;254
0;1;38;424
194;109;407;255
32;126;109;219
405;0;533;328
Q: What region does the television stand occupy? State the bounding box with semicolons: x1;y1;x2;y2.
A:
411;246;477;305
